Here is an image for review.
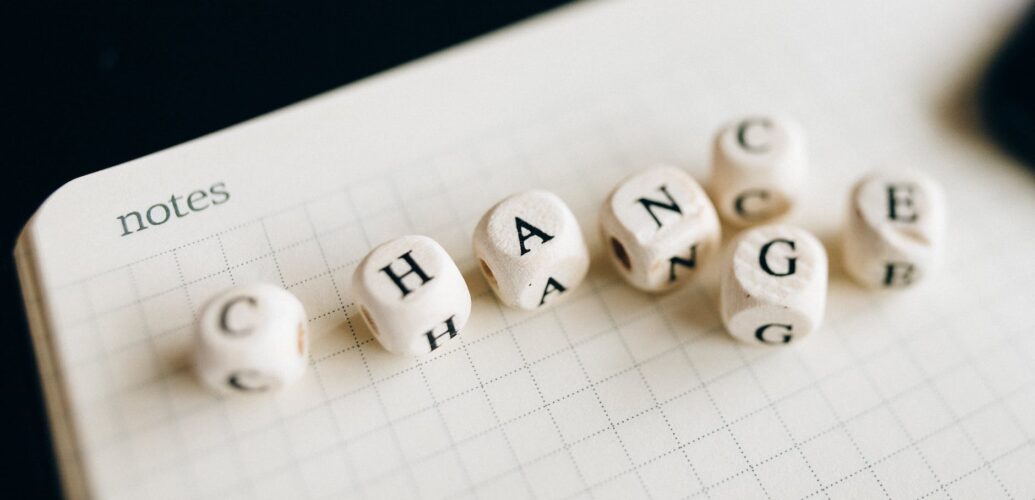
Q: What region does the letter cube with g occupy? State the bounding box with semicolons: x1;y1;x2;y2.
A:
195;284;309;394
720;225;827;345
353;235;472;355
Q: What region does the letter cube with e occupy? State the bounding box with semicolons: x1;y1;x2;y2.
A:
720;225;827;345
599;165;721;292
473;190;590;310
709;115;807;226
353;235;472;355
842;169;947;288
195;284;309;394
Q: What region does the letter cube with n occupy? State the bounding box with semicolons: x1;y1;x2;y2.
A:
842;170;947;288
599;165;721;292
720;225;827;345
353;235;472;355
473;190;590;310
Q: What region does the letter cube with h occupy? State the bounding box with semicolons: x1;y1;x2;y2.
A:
353;235;472;355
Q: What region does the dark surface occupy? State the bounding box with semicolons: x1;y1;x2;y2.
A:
981;6;1035;168
3;1;567;496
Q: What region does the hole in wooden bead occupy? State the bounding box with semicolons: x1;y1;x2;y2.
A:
610;237;632;271
296;323;306;356
360;306;380;339
479;259;499;289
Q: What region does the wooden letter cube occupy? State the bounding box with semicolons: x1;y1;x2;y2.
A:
353;235;471;355
709;115;806;226
195;284;309;394
473;190;590;310
720;224;827;345
842;169;947;288
600;165;721;292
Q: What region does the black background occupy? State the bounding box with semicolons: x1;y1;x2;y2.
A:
4;1;567;496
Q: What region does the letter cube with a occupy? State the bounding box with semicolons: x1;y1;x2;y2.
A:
473;190;590;310
599;165;721;292
353;235;471;355
709;115;807;226
720;225;827;345
842;169;947;288
195;284;309;394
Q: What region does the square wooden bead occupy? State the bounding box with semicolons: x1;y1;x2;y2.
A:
473;190;589;310
599;165;721;292
842;169;947;288
195;284;309;394
709;115;806;226
353;235;471;355
720;224;827;345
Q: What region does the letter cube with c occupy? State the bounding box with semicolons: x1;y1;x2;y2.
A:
720;225;827;345
709;115;807;226
473;190;590;310
195;284;309;394
600;165;721;292
353;235;472;355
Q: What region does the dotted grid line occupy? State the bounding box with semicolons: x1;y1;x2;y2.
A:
784;331;890;498
79;234;1015;495
297;204;365;498
63;260;356;372
504;325;1033;500
58;214;374;333
102;256;1035;498
554;119;674;498
512;129;627;499
124;263;209;497
909;268;1035;500
385;168;477;498
595;117;725;500
796;381;1035;500
618;95;773;500
78;275;132;495
538;211;1035;500
84;219;1022;492
914;441;1031;500
334;187;422;499
99;276;714;498
253;216;326;500
423;158;537;500
788;264;1030;500
874;299;1015;499
465;142;593;498
693;282;828;500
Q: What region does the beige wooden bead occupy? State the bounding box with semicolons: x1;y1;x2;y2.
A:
599;165;721;292
473;190;589;310
842;169;947;288
353;235;471;355
709;115;807;226
720;224;827;345
195;284;309;394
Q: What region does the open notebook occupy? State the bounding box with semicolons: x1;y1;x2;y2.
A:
15;1;1035;498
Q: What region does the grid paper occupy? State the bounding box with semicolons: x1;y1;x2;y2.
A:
23;1;1035;499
